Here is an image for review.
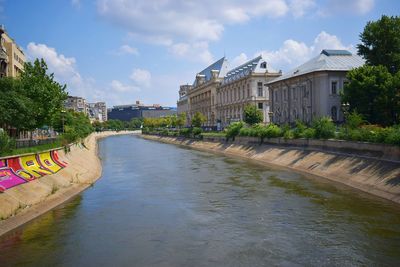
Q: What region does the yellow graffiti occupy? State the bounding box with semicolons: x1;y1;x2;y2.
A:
20;155;53;178
38;152;63;173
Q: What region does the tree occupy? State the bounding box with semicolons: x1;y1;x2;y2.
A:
130;118;143;129
0;77;36;131
342;65;399;126
21;59;68;130
176;112;186;128
243;104;263;125
191;112;206;127
357;15;400;74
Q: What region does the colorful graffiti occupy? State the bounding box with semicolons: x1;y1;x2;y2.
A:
0;151;67;192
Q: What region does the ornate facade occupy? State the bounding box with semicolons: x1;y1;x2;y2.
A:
216;56;281;127
186;57;229;127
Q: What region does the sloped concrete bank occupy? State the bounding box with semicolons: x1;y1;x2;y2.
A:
0;131;136;237
141;134;400;205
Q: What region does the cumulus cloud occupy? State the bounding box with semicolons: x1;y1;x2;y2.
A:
318;0;374;16
97;0;290;43
249;31;352;72
231;53;249;68
130;68;151;87
26;42;106;103
168;41;214;64
289;0;316;18
110;80;140;92
112;44;139;56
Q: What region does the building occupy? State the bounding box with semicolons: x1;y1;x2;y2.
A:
88;102;107;122
216;56;281;127
0;25;26;78
186;57;229;127
177;84;191;125
267;50;365;125
65;96;89;115
107;101;177;121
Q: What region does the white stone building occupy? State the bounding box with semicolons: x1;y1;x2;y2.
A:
267;50;365;125
216;56;281;127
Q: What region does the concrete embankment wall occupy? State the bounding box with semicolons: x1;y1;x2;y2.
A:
0;131;135;237
141;134;400;204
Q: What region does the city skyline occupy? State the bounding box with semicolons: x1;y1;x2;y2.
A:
1;0;399;106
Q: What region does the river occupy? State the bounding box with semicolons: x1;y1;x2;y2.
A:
0;135;399;266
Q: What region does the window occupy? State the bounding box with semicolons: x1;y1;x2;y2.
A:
274;90;278;102
292;87;296;100
284;89;287;100
260;62;267;69
257;82;263;97
331;106;338;121
258;103;263;109
331;81;338;95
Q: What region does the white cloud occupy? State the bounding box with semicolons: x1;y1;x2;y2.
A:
110;80;140;92
289;0;316;18
168;41;214;64
113;44;139;56
318;0;374;16
130;68;151;87
26;42;105;102
97;0;290;43
255;31;352;72
71;0;81;8
231;53;249;68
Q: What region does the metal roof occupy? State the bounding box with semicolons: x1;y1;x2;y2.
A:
222;55;268;85
268;50;365;84
193;57;229;86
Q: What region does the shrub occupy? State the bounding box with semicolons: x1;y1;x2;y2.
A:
179;128;192;138
345;110;364;129
384;126;400;146
303;128;316;139
293;120;306;138
312;117;335;139
225;122;244;140
0;131;15;154
160;129;169;136
283;129;294;140
192;127;203;137
257;124;282;140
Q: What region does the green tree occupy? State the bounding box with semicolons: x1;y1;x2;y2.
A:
191;112;206;128
176;113;186;128
342;65;399;125
243;104;263;125
21;59;68;130
0;77;35;131
130;118;143;129
357;15;400;74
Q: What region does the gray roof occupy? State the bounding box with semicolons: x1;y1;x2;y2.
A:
222;55;267;85
268;50;365;84
193;57;229;86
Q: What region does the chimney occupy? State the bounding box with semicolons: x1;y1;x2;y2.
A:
196;74;206;85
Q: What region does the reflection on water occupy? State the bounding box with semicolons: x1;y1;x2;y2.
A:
0;135;400;266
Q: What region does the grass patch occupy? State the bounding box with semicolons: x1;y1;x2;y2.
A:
0;140;63;157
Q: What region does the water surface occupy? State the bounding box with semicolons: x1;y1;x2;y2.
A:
0;135;399;266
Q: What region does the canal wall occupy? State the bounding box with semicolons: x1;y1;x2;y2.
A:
141;134;400;204
0;131;136;237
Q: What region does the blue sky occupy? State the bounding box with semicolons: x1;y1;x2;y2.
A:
1;0;399;107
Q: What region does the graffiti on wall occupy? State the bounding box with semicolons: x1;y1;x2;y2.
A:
0;150;67;192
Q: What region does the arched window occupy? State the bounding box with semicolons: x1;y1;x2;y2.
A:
331;106;337;121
